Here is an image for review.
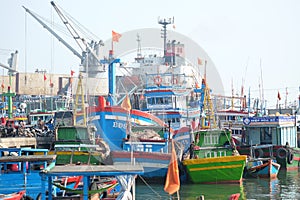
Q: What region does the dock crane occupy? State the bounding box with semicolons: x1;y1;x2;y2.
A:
23;2;105;78
0;51;18;119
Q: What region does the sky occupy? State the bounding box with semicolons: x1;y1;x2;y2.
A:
1;0;300;109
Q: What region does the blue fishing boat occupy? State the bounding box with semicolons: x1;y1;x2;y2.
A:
245;145;280;179
39;164;143;200
0;148;56;199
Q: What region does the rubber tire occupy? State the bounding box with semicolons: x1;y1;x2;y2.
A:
254;148;264;158
276;148;288;159
287;151;294;164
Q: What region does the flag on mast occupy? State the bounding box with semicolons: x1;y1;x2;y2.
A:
164;141;180;195
121;94;131;111
44;74;47;81
112;30;122;42
277;91;281;101
197;57;203;65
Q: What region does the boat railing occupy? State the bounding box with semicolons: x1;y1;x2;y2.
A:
54;144;100;151
0;154;56;174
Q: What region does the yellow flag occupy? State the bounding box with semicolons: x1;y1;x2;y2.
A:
121;95;131;111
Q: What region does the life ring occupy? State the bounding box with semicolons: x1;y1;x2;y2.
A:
287;151;294;164
276;147;288;159
154;76;162;85
254;148;264;158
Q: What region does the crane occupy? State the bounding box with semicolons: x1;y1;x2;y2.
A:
23;2;106;77
0;51;18;119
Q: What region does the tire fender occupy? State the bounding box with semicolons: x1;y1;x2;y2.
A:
287;151;294;164
276;147;288;159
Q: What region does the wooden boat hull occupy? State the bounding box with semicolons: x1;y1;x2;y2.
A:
247;159;280;179
258;160;280;179
182;155;247;184
0;190;25;200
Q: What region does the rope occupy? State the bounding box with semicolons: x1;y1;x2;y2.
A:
138;175;163;199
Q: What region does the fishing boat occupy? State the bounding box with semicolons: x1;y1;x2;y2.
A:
244;144;280;179
39;164;143;200
53;125;108;165
0;190;25;200
52;175;120;199
182;129;247;184
27;109;54;126
237;114;300;171
0;148;56;199
110;126;183;181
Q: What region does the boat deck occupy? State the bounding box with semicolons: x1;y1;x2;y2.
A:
0;155;56;163
45;164;143;175
40;164;144;200
0;137;36;148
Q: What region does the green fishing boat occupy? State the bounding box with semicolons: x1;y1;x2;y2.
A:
53;125;107;165
182;129;247;184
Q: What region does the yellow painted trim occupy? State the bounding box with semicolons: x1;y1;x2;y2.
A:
189;164;244;171
55;151;102;156
183;155;247;165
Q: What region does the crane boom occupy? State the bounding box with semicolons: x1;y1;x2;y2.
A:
0;63;18;73
22;6;82;60
50;1;102;67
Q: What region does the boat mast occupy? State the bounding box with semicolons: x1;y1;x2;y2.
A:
158;17;174;63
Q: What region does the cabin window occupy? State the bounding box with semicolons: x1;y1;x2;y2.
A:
260;127;272;144
204;134;219;145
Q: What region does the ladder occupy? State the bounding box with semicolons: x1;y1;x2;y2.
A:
73;73;86;126
202;82;217;128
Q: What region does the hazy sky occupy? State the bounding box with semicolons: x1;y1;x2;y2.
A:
1;0;300;108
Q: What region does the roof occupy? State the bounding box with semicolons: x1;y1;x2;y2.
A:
41;164;144;177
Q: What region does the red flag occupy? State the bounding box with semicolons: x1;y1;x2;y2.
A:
44;74;47;81
197;57;203;65
277;91;281;101
164;141;180;195
71;70;75;76
1;83;4;89
112;30;122;42
121;94;131;111
50;79;54;87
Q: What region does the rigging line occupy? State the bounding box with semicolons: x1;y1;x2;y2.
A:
242;57;249;86
58;5;100;41
24;9;28;84
138;175;163;198
51;6;54;74
29;9;72;38
0;49;15;52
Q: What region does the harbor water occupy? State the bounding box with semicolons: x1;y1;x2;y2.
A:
135;171;300;200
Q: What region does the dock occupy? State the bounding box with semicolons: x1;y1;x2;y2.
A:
40;164;144;200
0;137;36;148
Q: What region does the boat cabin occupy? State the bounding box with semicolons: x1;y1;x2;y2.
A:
28;110;54;126
0;148;55;199
243;116;297;147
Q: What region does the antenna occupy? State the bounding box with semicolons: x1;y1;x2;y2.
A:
158;17;174;62
136;33;142;59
